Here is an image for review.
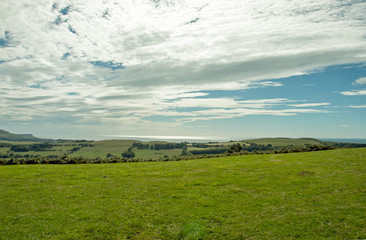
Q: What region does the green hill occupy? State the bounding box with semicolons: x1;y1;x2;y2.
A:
1;128;366;161
241;137;328;146
0;129;49;142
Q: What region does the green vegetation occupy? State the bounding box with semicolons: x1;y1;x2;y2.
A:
10;143;54;152
0;129;50;142
1;135;366;164
121;147;136;158
240;137;325;146
1;130;365;164
1;148;365;239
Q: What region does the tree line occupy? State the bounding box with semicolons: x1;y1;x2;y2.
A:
150;142;187;150
1;140;365;165
9;143;54;152
0;144;342;165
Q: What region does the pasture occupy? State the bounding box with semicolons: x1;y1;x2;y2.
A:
1;148;365;239
1;137;351;161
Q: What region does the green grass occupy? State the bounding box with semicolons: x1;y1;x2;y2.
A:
1;138;350;160
68;140;184;159
0;147;10;154
1;139;187;160
240;137;326;146
1;148;366;239
0;141;80;157
0;140;39;145
133;148;183;160
69;140;133;158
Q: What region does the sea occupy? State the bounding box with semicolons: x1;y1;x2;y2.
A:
98;135;233;143
99;135;366;144
319;138;366;144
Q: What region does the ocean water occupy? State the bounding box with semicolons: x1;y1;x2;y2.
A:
99;135;234;143
96;135;366;144
319;138;366;144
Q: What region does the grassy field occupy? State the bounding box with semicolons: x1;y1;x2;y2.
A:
211;138;326;147
1;148;365;239
241;137;326;146
0;140;186;160
69;140;185;159
2;137;363;161
69;140;134;158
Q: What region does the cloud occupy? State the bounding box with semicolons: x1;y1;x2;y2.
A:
347;105;366;108
289;103;330;107
341;76;366;95
339;89;366;96
175;108;330;122
0;0;365;136
354;77;366;85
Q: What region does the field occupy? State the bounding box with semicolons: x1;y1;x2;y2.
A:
240;137;327;146
2;137;359;162
0;140;187;160
1;148;365;239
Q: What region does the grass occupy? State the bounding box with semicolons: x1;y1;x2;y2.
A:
133;148;183;160
69;140;133;158
1;148;366;239
240;137;326;146
69;140;184;159
1;137;351;160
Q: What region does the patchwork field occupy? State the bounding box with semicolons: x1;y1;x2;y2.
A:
1;148;365;239
3;137;363;162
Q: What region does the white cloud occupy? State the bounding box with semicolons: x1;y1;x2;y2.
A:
2;0;366;72
347;105;366;108
289;103;330;107
0;0;365;136
354;77;366;85
340;89;366;96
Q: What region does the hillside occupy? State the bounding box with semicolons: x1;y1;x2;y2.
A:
1;148;365;239
1;129;366;161
0;129;49;142
241;137;328;146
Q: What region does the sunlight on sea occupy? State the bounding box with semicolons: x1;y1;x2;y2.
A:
99;135;234;143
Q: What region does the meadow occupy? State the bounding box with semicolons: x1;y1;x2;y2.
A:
2;137;361;162
1;148;365;239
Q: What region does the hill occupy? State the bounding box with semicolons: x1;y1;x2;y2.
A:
1;128;366;161
0;129;50;142
1;148;365;239
240;137;327;146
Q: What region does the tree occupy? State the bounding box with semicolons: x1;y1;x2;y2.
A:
122;151;135;159
181;146;188;156
227;143;242;153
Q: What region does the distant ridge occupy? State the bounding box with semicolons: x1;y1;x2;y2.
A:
0;129;50;142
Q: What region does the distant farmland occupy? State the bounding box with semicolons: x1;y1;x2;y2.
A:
1;136;365;163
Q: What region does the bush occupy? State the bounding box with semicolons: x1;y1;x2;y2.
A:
122;151;135;158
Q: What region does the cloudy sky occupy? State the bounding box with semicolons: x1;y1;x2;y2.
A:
1;0;366;140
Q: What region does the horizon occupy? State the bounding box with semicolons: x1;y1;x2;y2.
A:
3;128;366;144
1;1;366;139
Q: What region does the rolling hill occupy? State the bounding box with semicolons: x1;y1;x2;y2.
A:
0;129;49;142
1;129;365;161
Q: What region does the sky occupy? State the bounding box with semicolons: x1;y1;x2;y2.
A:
1;0;366;140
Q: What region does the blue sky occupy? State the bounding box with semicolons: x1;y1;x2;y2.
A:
0;0;366;140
